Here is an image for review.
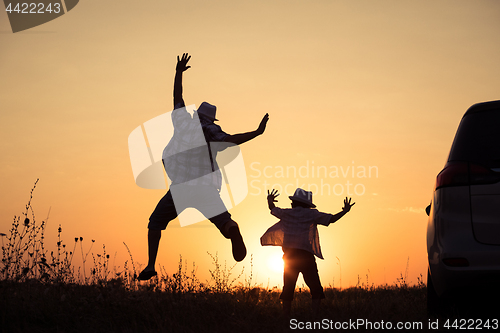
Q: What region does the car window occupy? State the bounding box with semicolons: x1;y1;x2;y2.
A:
448;110;500;168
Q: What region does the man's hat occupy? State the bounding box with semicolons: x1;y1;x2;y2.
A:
289;188;316;208
197;102;218;121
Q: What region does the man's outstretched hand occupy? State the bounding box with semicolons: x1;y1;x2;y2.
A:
342;197;355;213
176;53;191;72
257;113;269;135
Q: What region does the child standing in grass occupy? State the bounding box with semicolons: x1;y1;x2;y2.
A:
260;188;354;316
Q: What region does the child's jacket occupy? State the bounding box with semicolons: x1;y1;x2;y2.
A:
260;206;332;259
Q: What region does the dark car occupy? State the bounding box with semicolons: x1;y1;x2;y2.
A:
426;100;500;312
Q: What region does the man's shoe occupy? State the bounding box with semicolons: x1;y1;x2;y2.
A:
137;269;157;281
228;225;246;262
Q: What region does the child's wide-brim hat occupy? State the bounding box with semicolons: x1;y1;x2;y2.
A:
289;188;316;208
197;102;218;121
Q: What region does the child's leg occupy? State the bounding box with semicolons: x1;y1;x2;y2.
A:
301;257;325;314
312;299;321;313
282;299;292;318
281;256;300;317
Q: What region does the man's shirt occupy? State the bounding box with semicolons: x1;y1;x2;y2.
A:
162;103;228;189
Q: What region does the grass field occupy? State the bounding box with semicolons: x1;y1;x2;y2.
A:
1;278;428;332
1;182;496;332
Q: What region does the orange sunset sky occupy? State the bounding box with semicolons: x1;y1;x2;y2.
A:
1;0;500;289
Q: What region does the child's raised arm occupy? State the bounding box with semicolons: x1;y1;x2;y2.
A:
267;189;279;210
329;197;355;224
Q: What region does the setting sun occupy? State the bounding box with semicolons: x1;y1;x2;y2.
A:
267;253;284;274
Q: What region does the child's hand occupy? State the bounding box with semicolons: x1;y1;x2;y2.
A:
342;197;355;213
267;189;279;203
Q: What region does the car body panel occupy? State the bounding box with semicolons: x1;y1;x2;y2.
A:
470;194;500;245
427;100;500;299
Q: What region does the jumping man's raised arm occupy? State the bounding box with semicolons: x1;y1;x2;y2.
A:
173;53;191;107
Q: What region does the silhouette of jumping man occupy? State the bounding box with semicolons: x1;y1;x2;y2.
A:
261;188;354;316
138;53;269;280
